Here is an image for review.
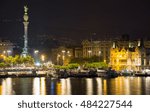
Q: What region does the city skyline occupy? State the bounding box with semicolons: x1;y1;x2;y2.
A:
0;1;150;97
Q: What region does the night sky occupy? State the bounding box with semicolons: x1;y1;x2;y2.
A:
0;0;150;46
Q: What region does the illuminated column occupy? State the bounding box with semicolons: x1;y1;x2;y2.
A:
22;6;29;57
62;50;66;65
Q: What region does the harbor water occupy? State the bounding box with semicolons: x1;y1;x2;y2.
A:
0;76;150;95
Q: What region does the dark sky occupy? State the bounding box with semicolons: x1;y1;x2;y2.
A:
0;0;150;44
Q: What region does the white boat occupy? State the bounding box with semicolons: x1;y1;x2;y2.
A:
96;68;107;77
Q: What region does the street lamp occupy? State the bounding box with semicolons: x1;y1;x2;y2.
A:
34;50;39;54
62;50;66;65
98;51;101;61
0;54;6;60
3;51;6;55
57;54;61;65
41;55;45;62
62;50;66;53
7;50;11;56
3;50;11;56
34;50;39;65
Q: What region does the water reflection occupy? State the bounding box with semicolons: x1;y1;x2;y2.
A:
124;78;130;95
56;81;61;95
103;80;107;95
60;78;72;95
0;76;150;95
32;78;46;95
96;78;102;95
1;78;13;95
33;78;40;95
145;77;150;94
86;78;93;95
51;80;55;95
40;78;46;95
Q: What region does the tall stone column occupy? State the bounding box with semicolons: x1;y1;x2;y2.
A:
22;6;29;57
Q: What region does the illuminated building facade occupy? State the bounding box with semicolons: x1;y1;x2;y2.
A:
74;47;82;58
51;38;150;68
110;39;150;71
51;46;73;65
82;40;112;63
0;40;13;59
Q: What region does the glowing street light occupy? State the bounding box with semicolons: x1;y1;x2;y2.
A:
34;50;39;54
41;55;45;62
57;54;61;65
57;54;61;57
0;54;6;60
34;50;39;65
7;50;11;56
62;50;66;65
98;51;101;61
3;51;6;54
62;50;66;53
3;50;12;56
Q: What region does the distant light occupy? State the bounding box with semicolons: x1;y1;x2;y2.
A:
35;62;41;66
88;50;92;53
7;50;11;53
57;54;61;57
62;50;66;53
34;50;39;54
41;55;45;61
3;51;6;54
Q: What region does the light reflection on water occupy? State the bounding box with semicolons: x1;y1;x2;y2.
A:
0;76;150;95
86;79;93;95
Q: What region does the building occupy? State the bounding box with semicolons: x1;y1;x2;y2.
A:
74;47;82;58
110;39;150;71
82;40;112;63
51;37;150;69
0;39;13;60
51;46;73;65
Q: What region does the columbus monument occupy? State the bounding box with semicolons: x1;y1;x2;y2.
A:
22;6;29;57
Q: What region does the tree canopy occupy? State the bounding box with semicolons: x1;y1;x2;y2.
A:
0;55;34;67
